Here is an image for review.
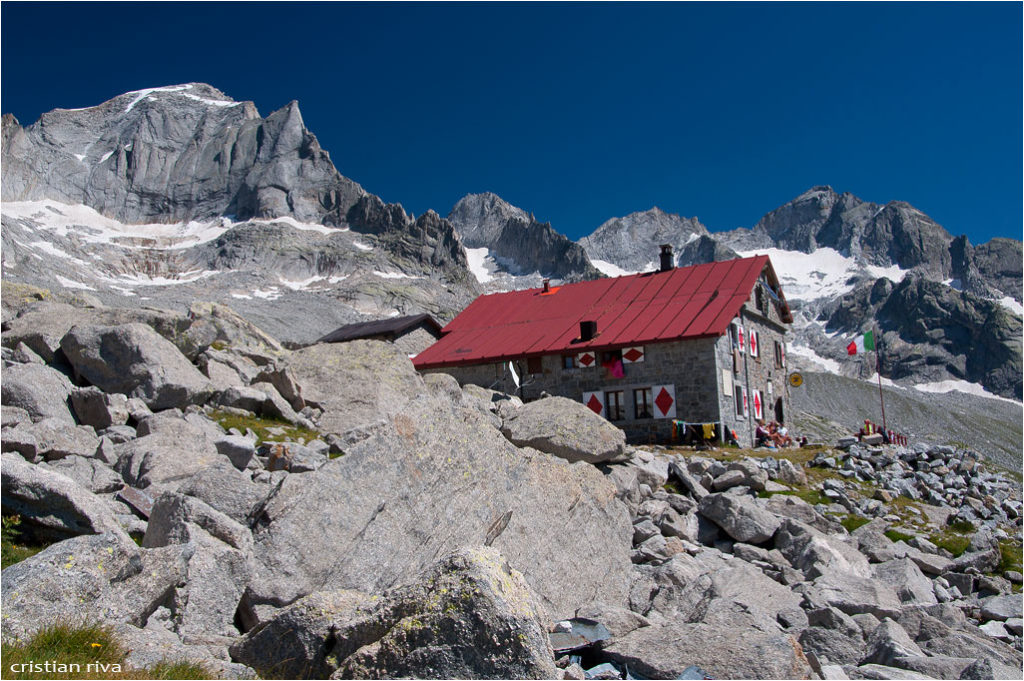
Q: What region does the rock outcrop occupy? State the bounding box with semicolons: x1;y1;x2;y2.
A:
1;84;364;226
580;207;709;273
232;547;559;680
449;192;600;282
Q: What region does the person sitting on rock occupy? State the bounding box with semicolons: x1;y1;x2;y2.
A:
771;421;793;448
755;420;773;448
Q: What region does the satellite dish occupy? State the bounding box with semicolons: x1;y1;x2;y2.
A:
789;372;803;387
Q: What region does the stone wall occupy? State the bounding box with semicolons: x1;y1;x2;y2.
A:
716;290;791;447
425;338;722;444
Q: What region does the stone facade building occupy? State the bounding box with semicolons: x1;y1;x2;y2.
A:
316;314;442;356
414;254;793;446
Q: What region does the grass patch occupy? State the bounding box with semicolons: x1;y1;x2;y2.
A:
948;519;975;534
662;480;683;495
758;487;830;506
208;340;229;351
884;529;915;543
0;622;213;679
839;515;872;533
930;533;971;558
208;409;320;446
996;539;1023;575
2;515;47;570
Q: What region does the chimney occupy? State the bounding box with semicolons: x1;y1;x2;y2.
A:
542;278;550;293
659;244;675;272
580;320;597;341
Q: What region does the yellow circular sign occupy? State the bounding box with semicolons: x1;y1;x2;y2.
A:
789;372;803;387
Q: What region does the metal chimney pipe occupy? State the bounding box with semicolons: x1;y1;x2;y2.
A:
542;279;550;293
580;320;597;341
660;244;675;272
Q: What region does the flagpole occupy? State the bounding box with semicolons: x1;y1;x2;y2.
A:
875;327;887;433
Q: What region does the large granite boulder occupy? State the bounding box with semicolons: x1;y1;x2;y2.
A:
247;391;633;619
143;494;253;641
231;547;558;680
1;456;128;542
0;533;188;641
1;302;191;363
697;492;781;543
873;558;938;606
500;395;629;464
603;605;813;680
282;340;427;438
1;363;76;423
60;323;214;410
113;431;220;491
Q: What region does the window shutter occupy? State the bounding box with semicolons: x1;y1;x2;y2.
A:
651;384;676;419
582;391;605;417
577;351;596;368
741;386;749;417
753;389;763;420
749;330;759;358
737;325;745;352
621;346;645;364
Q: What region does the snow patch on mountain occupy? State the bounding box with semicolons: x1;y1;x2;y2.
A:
123;84;193;113
786;343;845;374
5;200;232;249
101;270;218;287
54;275;96;290
736;247;909;302
279;275;326;291
997;296;1024;317
591;259;638;277
914;379;1020;404
465;247;497;283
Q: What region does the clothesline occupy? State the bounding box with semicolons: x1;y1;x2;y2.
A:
672;420;718;441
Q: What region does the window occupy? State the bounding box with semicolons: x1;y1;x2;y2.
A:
774;341;785;368
756;284;770;316
601;349;624;378
562;355;576;370
633;388;653;419
605;390;625;421
527;356;543;375
735;385;748;417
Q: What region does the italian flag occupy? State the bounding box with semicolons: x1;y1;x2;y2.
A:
847;330;876;355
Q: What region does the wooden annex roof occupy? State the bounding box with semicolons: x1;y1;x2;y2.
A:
413;255;791;369
316;313;441;344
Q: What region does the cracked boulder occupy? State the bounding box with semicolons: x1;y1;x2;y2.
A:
60;323;214;410
247;390;633;619
231;547;558;680
500;395;629;464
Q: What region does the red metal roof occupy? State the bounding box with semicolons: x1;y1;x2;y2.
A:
414;255;787;369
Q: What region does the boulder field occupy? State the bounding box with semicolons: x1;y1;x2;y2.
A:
1;299;1021;679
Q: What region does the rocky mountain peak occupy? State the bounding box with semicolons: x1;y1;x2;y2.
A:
447;192;599;282
448;192;530;248
1;83;364;226
579;207;708;272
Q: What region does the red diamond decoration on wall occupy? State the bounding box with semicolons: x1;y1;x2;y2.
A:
623;348;644;363
586;394;603;414
655;388;674;416
577;352;595;367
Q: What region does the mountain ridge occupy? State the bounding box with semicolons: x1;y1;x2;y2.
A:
2;83;1020;399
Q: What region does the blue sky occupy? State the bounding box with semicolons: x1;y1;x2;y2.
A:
2;2;1020;244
